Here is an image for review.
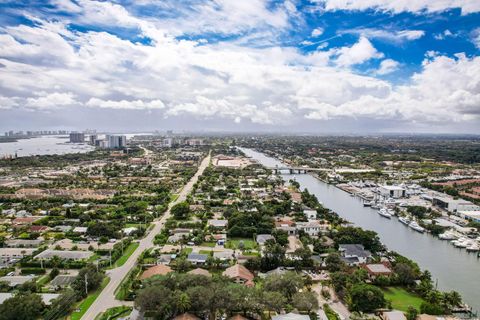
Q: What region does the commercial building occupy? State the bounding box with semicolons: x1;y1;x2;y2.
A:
432;196;480;213
379;185;406;198
69;132;85;143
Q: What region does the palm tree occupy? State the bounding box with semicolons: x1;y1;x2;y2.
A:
176;292;191;313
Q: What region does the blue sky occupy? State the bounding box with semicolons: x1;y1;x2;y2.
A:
0;0;479;133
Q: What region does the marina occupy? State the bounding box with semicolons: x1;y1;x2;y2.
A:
240;147;480;314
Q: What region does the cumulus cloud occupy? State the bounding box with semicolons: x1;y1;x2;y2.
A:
471;28;480;48
376;59;400;75
0;2;478;130
311;27;324;37
313;0;480;15
334;36;384;66
25;92;78;109
86;98;165;110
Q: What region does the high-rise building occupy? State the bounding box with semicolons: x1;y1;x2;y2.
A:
89;134;97;145
106;135;127;149
69;132;85;143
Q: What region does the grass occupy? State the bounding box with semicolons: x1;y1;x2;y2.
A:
200;241;217;247
70;277;110;320
180;247;193;255
225;238;257;250
382;286;425;312
36;274;50;286
199;250;212;255
95;306;132;320
108;242;139;269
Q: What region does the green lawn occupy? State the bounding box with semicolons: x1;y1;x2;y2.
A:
108;242;139;269
95;306;132;320
225;238;257;250
383;286;425;312
70;277;110;320
199;250;212;255
200;241;217;247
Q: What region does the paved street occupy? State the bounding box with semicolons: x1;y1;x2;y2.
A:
81;154;211;320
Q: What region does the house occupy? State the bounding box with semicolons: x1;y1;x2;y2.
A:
35;250;93;261
303;208;317;219
213;251;233;261
157;254;174;265
223;264;254;287
363;263;393;279
0;248;36;261
275;219;296;235
122;227;138;235
207;219;228;229
140;264;173;280
256;234;274;246
272;313;310;320
381;311;407;320
30;225;49;233
188;268;212;277
338;244;372;265
0;275;35;287
296;220;322;237
50;275;76;288
5;239;43;248
187;253;208;265
168;233;190;243
172;313;201;320
73;226;88;234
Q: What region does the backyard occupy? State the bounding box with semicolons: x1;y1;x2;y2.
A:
383;286;425;312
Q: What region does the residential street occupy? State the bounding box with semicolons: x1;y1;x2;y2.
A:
81;154;211;320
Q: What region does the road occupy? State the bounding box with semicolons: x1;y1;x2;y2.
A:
81;153;211;320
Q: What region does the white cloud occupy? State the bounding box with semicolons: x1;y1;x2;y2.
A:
471;28;480;48
334;36;384;66
25;92;78;109
343;28;425;43
313;0;480;15
311;27;324;37
0;96;19;109
0;5;479;129
86;98;165;110
376;59;400;75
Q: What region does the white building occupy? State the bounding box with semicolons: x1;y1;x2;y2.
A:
380;185;406;198
433;196;480;213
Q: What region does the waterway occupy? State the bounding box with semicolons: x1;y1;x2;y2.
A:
240;147;480;313
0;135;94;158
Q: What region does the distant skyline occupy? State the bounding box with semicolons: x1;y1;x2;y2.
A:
1;1;480;133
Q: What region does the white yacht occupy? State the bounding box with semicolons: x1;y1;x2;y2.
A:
452;238;469;248
398;216;410;225
378;208;392;218
466;243;480;252
439;231;457;240
409;221;425;233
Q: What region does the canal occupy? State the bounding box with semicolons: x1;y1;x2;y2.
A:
240;147;480;312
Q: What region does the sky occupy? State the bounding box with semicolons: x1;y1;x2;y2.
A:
0;0;480;134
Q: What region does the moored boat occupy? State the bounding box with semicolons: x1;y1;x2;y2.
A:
409;221;425;233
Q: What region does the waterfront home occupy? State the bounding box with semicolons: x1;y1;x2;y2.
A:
363;263;393;279
338;244;372;265
222;264;254;287
296;220;323;237
303;208;317;219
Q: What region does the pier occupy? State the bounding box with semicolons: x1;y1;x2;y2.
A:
268;165;331;174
